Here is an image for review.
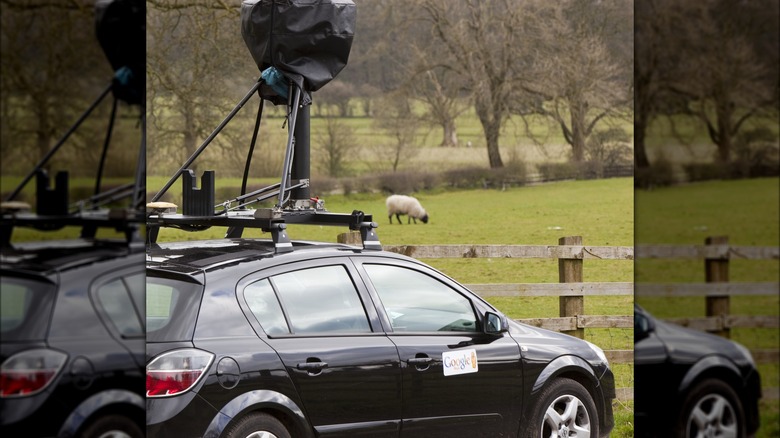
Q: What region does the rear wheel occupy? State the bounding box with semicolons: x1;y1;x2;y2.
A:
224;412;291;438
80;414;143;438
523;377;599;438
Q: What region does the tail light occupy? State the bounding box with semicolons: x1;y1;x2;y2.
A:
146;349;214;397
1;349;68;397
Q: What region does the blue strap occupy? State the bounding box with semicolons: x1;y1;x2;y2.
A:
261;67;289;98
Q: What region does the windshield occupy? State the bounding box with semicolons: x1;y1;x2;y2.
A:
0;275;56;341
146;275;203;342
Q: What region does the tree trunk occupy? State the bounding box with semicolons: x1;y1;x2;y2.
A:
475;103;504;168
570;106;586;163
440;119;458;147
183;106;198;175
715;103;733;164
635;115;650;168
36;95;51;165
485;124;503;168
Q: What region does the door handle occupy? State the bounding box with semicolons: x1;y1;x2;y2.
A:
406;357;433;365
297;361;328;371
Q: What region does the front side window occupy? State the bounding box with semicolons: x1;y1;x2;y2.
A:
245;265;371;335
364;264;477;332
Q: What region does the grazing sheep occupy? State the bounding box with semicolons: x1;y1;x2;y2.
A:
386;195;429;224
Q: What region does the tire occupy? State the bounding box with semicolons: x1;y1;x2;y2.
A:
523;377;599;438
676;379;746;438
223;412;292;438
80;414;144;438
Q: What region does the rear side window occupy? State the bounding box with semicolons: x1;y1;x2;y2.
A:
0;276;55;341
364;264;478;332
146;276;203;342
95;278;144;337
244;265;370;335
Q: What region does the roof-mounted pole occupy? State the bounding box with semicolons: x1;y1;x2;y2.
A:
277;85;302;208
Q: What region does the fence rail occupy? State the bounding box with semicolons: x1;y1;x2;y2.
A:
378;235;780;400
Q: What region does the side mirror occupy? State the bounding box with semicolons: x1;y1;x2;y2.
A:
634;312;655;341
484;311;508;335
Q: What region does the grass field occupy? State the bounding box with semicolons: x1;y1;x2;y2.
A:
636;177;780;438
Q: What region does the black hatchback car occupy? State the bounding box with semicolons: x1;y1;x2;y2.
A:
146;238;615;438
1;237;145;437
634;304;761;438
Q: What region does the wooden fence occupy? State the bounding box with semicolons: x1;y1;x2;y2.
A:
379;236;636;362
636;237;780;400
364;234;779;401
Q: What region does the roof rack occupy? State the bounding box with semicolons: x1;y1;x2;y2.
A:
147;0;378;254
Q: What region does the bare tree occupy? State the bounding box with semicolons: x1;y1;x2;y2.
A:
665;0;776;164
1;2;111;175
146;1;254;177
316;115;357;177
416;0;531;168
372;94;421;172
520;0;632;163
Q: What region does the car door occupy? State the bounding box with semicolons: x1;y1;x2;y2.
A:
355;258;523;437
238;258;402;437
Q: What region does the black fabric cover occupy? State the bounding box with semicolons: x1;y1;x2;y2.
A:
95;0;145;105
241;0;356;105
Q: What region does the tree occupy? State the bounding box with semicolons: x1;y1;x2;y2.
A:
665;0;776;164
316;115;357;177
403;50;469;147
416;0;531;168
372;93;420;172
0;1;112;176
519;0;632;164
146;1;254;177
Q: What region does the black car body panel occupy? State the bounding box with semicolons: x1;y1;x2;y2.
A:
634;304;761;437
1;240;145;437
146;239;616;438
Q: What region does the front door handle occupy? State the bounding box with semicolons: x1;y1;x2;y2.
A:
297;361;328;371
406;357;433;365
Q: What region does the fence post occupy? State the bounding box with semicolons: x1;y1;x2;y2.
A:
337;231;362;245
559;236;584;339
705;236;730;338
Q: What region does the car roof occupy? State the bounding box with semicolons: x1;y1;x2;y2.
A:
147;238;390;273
1;238;138;277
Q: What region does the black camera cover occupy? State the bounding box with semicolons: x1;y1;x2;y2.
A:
241;0;356;104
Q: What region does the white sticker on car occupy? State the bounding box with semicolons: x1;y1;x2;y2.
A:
442;349;478;376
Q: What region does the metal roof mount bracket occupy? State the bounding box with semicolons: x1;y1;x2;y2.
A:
270;222;293;254
36;170;69;216
359;221;381;251
183;170;215;216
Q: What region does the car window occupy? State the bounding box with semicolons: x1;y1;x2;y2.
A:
264;265;371;335
0;277;55;340
124;272;145;321
363;264;478;332
146;276;203;342
244;278;289;335
96;278;143;337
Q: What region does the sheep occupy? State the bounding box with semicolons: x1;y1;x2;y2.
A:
386;194;429;224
